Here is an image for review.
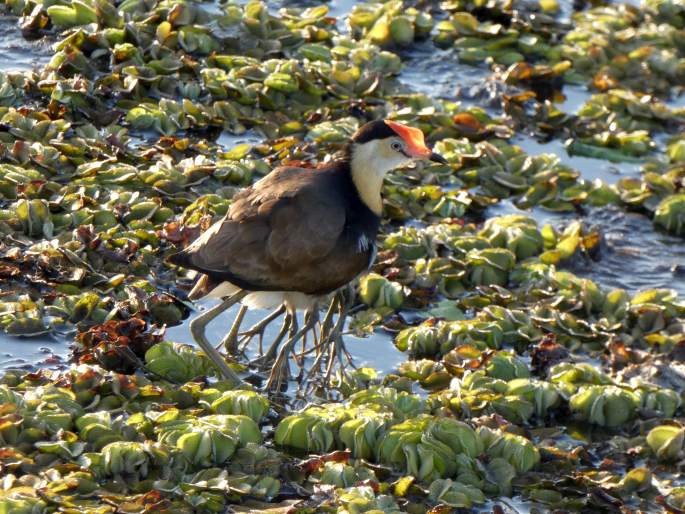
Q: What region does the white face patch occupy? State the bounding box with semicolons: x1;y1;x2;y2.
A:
350;138;414;215
352;138;414;178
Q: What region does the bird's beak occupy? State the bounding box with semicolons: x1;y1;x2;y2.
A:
406;147;447;164
428;151;447;164
383;120;448;164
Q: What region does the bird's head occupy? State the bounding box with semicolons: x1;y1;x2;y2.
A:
348;119;446;214
351;119;447;172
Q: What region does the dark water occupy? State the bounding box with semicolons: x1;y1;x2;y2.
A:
217;129;263;150
398;40;494;106
569;208;685;295
488;201;685;298
0;335;69;371
0;16;51;70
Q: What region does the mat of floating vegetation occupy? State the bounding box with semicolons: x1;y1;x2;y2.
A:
1;0;685;512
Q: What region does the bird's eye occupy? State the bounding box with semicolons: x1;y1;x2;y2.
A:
391;141;404;152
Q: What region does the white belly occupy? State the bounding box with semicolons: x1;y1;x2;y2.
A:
206;281;324;311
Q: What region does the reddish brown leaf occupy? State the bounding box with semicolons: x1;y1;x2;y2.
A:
530;335;569;375
73;317;163;374
298;450;351;473
452;112;482;133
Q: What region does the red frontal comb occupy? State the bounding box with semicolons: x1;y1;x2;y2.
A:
384;120;431;157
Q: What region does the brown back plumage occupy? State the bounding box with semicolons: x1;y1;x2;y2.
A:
168;162;379;296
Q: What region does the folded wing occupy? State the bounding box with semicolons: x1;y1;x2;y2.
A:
169;166;352;293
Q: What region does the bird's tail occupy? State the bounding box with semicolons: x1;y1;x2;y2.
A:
167;250;207;300
165;250;189;268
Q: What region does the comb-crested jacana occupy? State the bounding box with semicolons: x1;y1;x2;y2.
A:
168;119;446;388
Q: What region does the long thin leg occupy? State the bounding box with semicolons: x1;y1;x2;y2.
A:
300;316;308;361
336;284;357;367
306;287;354;389
238;305;286;355
323;297;349;382
318;295;338;350
294;310;314;366
190;291;248;386
289;311;299;339
219;304;248;354
266;307;319;391
255;311;293;366
326;327;352;384
305;294;341;378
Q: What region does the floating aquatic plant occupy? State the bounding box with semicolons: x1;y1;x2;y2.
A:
0;0;684;511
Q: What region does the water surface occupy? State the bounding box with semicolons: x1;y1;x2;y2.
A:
1;0;684;379
0;333;68;372
0;16;51;71
488;201;685;297
165;300;407;375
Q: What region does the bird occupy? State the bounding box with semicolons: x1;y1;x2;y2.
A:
167;119;446;388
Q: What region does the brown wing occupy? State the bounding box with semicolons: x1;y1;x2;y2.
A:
171;166;360;293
